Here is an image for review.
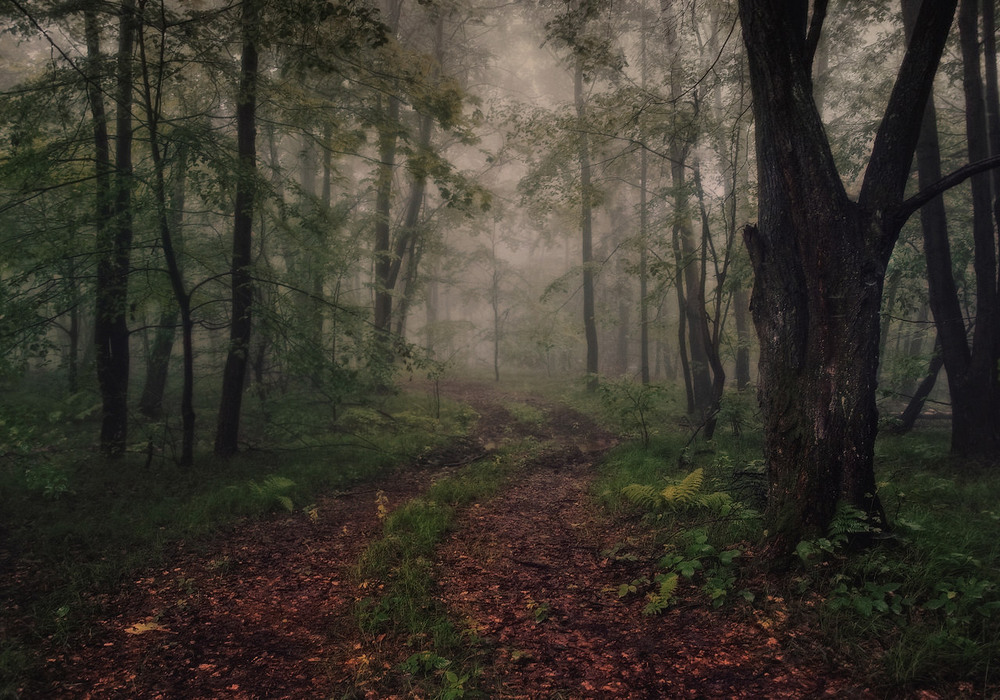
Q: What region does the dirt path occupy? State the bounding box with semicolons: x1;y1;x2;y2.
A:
26;382;870;699
435;442;865;698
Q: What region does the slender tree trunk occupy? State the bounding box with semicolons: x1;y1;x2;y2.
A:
575;57;599;391
138;15;196;464
373;95;400;338
955;0;1000;453
93;0;136;458
734;286;751;390
139;146;188;420
890;337;943;435
215;0;259;457
673;223;695;414
639;146;650;385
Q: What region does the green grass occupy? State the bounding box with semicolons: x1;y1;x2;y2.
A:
353;445;531;698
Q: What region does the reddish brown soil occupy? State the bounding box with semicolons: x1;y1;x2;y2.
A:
13;382;888;698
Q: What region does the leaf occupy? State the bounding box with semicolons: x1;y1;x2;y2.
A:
124;621;167;635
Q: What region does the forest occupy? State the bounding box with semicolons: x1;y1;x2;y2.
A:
1;0;999;697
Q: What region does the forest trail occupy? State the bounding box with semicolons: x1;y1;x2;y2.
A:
29;382;870;699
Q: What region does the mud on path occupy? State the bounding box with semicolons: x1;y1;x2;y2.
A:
25;381;867;698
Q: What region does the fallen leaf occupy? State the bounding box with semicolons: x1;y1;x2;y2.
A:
124;621;167;635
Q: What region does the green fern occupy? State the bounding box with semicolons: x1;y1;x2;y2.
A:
661;468;704;504
642;573;679;615
621;484;661;509
829;502;873;538
248;476;295;513
693;491;733;513
622;468;733;515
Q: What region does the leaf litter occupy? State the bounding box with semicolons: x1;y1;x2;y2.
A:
16;381;882;698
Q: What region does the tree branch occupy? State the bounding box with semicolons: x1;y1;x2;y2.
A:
895;153;1000;225
804;0;828;72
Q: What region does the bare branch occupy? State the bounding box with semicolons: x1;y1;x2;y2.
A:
895;153;1000;225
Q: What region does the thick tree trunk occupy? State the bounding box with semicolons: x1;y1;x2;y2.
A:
575;58;599;391
738;0;957;559
215;0;259;458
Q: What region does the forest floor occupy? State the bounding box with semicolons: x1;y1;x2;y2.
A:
13;381;916;698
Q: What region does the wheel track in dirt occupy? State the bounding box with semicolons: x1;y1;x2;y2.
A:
23;381;872;699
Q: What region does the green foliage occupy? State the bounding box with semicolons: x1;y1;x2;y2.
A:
597;379;671;446
795;502;879;566
642;573;678;615
23;463;72;500
784;432;1000;692
621;468;734;516
1;388;467;693
244;475;296;513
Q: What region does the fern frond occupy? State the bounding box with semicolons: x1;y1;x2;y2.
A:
642;573;679;615
661;468;704;505
621;484;661;509
693;491;733;513
829;503;871;537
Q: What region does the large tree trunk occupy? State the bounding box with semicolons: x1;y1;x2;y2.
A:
93;1;136;458
738;0;958;559
575;57;599;391
215;0;259;458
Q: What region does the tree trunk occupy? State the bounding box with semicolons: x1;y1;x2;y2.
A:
738;0;958;559
639;145;650;385
372;93;399;338
734;285;751;390
139;146;188;420
93;0;136;458
890;337;943;435
955;0;1000;454
575;57;599;391
138;15;196;465
215;0;259;458
904;0;1000;456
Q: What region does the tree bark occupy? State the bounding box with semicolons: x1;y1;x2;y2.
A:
890;337;943;435
138;11;196;464
575;57;599;391
215;0;259;458
738;0;958;559
954;0;1000;453
903;0;1000;456
139;146;187;421
93;0;136;458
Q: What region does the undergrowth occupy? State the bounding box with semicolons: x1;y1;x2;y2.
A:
595;417;1000;696
0;386;473;699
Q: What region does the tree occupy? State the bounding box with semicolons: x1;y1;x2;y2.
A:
93;0;137;458
911;0;1000;456
214;0;259;458
738;0;967;559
